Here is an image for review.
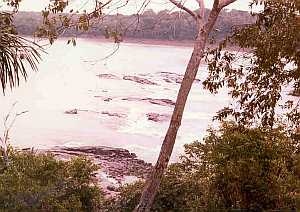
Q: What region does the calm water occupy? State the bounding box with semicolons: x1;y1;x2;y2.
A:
0;38;230;163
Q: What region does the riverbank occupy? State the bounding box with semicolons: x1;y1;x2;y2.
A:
36;35;246;51
82;36;247;51
32;146;152;196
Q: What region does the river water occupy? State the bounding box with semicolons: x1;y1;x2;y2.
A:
0;38;230;163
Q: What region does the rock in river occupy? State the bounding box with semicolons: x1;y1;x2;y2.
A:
122;97;175;107
146;113;170;122
64;109;78;114
97;73;120;80
123;75;158;85
101;111;127;118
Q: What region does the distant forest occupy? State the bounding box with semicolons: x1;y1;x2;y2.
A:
14;9;255;41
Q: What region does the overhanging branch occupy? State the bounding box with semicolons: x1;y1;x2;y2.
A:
169;0;199;20
218;0;237;9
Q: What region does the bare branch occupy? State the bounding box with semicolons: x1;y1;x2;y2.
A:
218;0;237;9
87;0;113;19
168;0;199;20
195;0;205;19
0;102;28;167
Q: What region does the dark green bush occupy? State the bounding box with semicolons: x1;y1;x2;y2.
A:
108;123;300;211
0;150;104;211
185;123;300;210
1;124;298;211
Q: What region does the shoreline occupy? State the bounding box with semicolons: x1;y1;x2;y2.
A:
33;145;152;196
82;36;246;51
33;35;246;51
82;36;195;48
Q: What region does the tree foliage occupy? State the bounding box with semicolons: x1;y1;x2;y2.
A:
204;0;300;129
183;123;299;210
12;9;254;42
108;123;300;211
0;11;43;93
35;0;105;44
0;150;104;211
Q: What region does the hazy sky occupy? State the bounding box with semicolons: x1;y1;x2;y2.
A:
1;0;255;14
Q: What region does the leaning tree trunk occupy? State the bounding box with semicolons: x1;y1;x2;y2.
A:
134;4;223;211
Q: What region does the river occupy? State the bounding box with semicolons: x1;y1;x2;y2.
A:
0;38;230;163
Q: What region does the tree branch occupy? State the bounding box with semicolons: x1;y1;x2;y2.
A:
218;0;237;9
195;0;205;19
169;0;199;20
202;0;220;32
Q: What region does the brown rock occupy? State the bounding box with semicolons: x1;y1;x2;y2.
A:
122;97;175;107
101;111;127;118
146;113;170;123
97;74;120;80
48;146;152;181
104;98;112;102
64;109;78;115
146;98;175;106
159;71;200;84
123;75;158;85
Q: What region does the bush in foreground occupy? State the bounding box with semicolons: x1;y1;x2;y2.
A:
0;123;299;211
0;150;104;211
108;123;300;211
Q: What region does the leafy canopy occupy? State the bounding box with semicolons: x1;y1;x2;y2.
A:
107;123;300;211
204;0;300;129
0;150;104;211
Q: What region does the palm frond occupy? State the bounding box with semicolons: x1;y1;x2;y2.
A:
0;12;44;93
0;33;43;93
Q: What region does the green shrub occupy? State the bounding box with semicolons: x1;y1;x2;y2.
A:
184;123;300;210
0;150;104;211
109;123;300;211
104;162;212;211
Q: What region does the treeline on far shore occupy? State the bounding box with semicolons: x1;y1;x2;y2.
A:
14;9;255;41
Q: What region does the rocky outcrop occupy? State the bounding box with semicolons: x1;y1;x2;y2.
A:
103;98;112;102
49;146;152;179
146;113;170;122
94;96;113;102
64;109;78;114
158;71;201;84
97;72;200;86
97;73;120;80
123;75;158;85
122;97;175;107
147;98;175;106
101;111;127;118
44;146;152;195
160;71;183;84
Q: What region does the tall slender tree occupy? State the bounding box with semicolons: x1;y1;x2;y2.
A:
135;0;237;211
136;0;299;210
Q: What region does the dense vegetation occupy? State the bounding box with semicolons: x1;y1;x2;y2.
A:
13;9;254;41
1;124;298;211
1;0;299;211
204;0;300;128
0;150;104;211
105;123;300;211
